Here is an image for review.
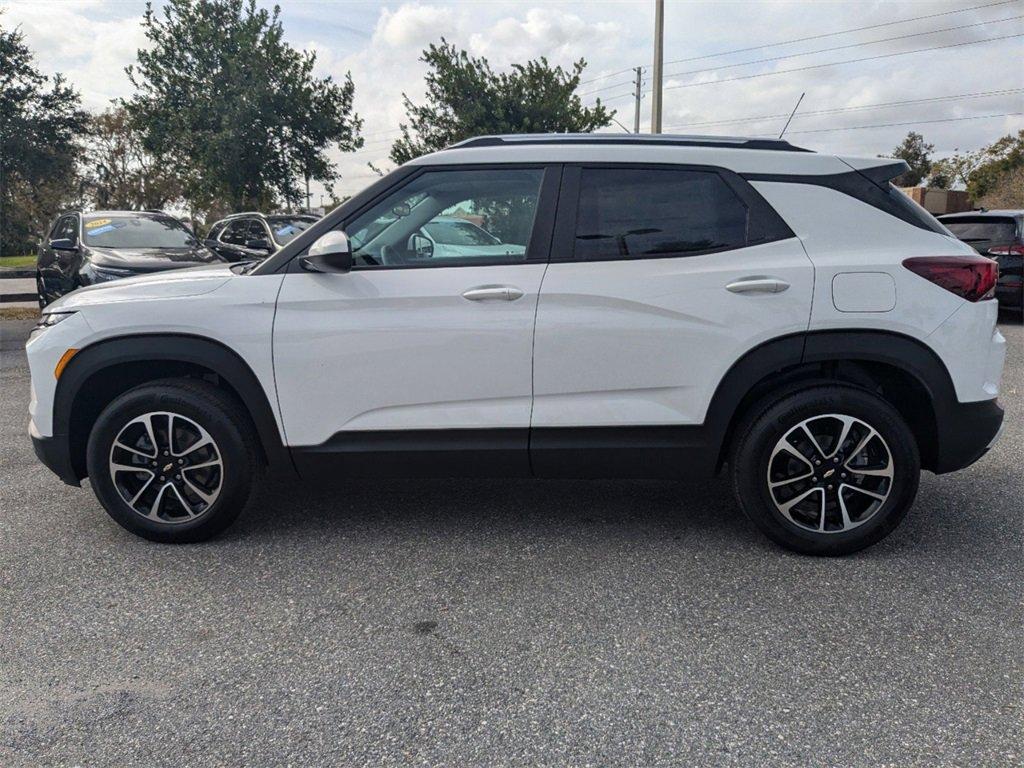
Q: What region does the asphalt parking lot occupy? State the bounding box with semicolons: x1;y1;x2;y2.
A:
1;315;1021;767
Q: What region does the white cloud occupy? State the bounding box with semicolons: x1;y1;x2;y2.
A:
374;3;457;49
468;8;620;65
3;0;1021;199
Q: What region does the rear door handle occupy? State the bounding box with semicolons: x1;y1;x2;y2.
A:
725;276;791;294
462;285;524;302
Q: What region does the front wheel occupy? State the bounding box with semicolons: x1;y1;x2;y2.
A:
731;385;920;556
86;379;261;543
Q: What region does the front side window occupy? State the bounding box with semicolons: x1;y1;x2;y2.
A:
246;219;269;243
82;214;196;248
344;168;544;268
573;168;749;261
221;219;250;245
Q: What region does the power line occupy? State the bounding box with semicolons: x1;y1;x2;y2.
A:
662;89;1024;131
662;14;1024;82
662;32;1024;92
579;13;1022;99
777;111;1023;136
663;0;1018;66
574;0;1016;88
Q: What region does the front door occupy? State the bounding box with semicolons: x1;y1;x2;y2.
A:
273;165;559;478
530;164;813;477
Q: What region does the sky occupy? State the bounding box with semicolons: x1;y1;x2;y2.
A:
3;0;1022;203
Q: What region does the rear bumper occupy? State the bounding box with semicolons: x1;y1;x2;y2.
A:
30;424;80;487
933;398;1004;474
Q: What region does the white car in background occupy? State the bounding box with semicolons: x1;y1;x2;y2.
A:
410;216;526;261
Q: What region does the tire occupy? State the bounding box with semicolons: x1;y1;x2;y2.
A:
86;379;262;543
731;384;920;556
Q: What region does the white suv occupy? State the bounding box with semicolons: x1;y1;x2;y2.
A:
27;134;1006;555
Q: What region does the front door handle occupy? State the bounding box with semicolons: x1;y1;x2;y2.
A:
725;276;791;294
462;285;524;302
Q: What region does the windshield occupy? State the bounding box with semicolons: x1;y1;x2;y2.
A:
268;217;315;245
943;218;1018;247
83;215;196;248
423;220;501;246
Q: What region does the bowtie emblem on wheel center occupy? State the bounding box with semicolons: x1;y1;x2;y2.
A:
162;462;175;474
823;468;836;479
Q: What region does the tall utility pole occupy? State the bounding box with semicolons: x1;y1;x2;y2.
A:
650;0;664;134
633;67;643;133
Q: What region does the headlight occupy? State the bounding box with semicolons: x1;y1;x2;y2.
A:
90;264;135;282
31;311;77;336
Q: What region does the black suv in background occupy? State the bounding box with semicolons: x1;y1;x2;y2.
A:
204;212;319;262
36;210;223;308
939;210;1023;311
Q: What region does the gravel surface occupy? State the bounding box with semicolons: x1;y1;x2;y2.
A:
1;316;1021;767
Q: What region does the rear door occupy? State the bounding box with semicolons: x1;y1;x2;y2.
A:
531;164;813;476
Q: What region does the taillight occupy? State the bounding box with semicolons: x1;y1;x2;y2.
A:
989;244;1024;256
902;256;998;302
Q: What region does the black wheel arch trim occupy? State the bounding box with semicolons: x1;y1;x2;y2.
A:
53;333;292;479
707;328;999;475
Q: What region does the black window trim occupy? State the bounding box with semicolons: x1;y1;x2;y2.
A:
282;162;563;273
550;162;795;264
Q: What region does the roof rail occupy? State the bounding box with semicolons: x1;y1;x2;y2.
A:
448;133;811;153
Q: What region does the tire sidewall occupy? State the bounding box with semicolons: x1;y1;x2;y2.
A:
735;386;920;555
86;385;253;542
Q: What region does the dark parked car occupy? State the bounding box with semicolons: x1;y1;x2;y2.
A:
939;210;1023;311
204;212;319;262
36;210;223;308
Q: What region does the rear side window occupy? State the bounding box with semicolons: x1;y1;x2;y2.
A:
573;168;750;261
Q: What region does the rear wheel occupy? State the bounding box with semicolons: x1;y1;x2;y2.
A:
86;379;261;543
731;385;920;556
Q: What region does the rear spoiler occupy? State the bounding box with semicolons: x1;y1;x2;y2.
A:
837;157;910;187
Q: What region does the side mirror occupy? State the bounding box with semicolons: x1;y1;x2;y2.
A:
49;237;77;251
245;237;273;253
300;230;353;274
408;233;434;259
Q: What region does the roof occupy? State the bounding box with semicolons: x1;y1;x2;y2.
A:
412;133;891;178
216;211;320;222
76;210;177;218
449;133;810;152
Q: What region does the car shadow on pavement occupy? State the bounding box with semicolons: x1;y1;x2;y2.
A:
227;475;757;548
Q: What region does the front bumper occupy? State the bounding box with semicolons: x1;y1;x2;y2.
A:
933;398;1004;474
30;422;80;487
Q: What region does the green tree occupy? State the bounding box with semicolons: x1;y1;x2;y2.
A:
126;0;363;214
390;40;613;165
82;106;183;211
885;131;934;187
0;20;89;256
966;130;1023;202
929;149;981;190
